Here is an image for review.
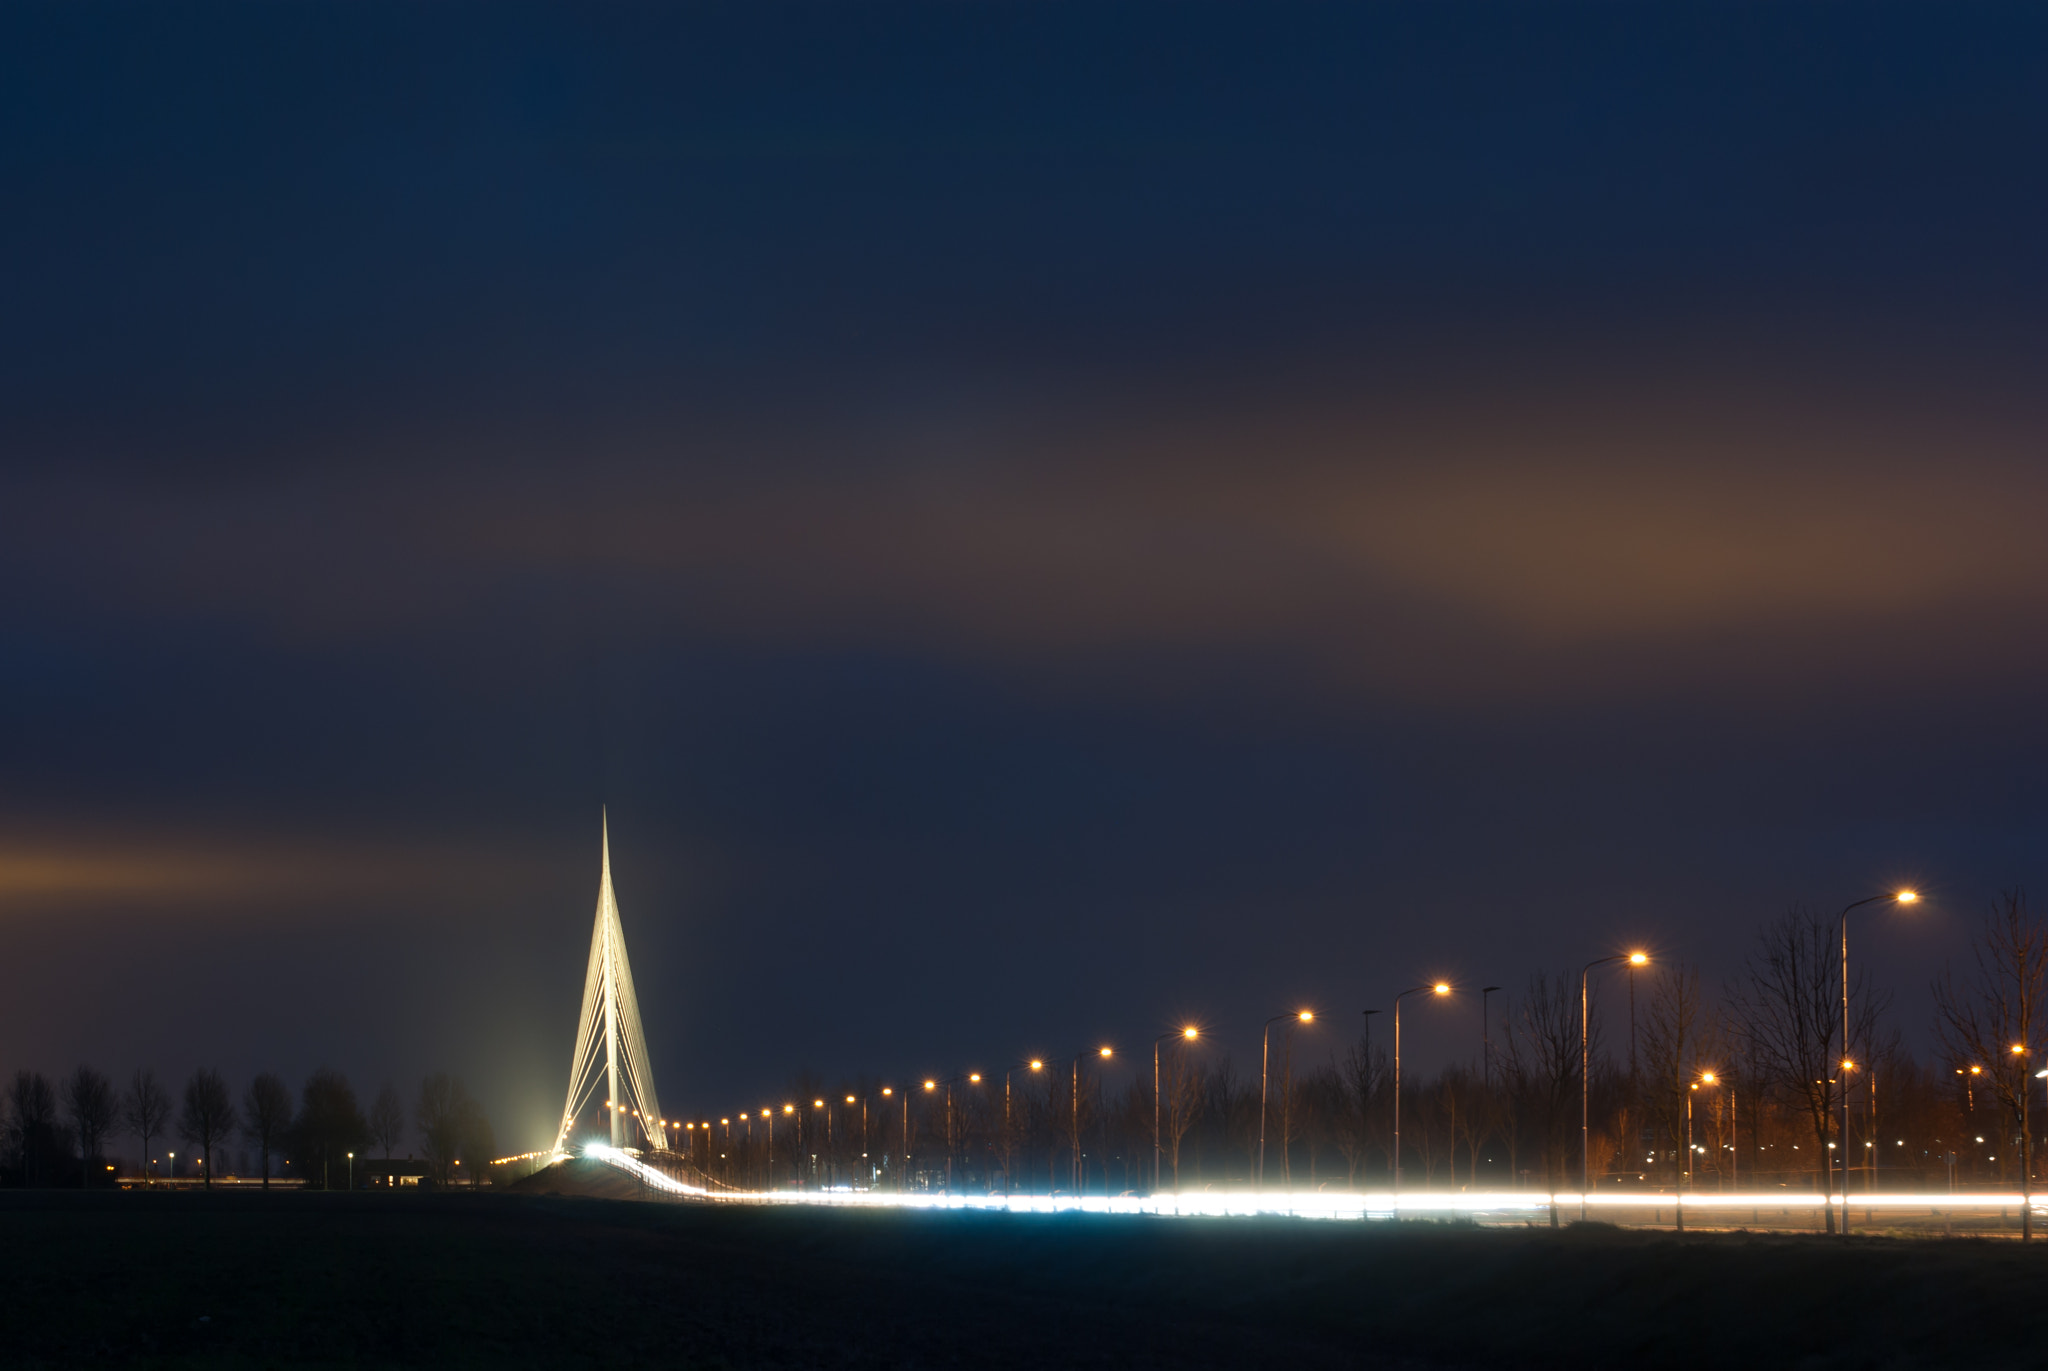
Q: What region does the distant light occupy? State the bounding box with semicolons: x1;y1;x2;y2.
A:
1099;1046;1114;1058
1628;953;1649;966
968;1074;981;1084
1029;1060;1044;1071
1299;1010;1316;1021
814;1099;825;1107
924;1081;937;1091
2016;1044;2030;1056
1432;984;1450;996
846;1095;857;1104
1700;1072;1717;1085
880;1089;892;1097
1183;1027;1199;1040
1972;1066;1983;1075
1896;890;1921;904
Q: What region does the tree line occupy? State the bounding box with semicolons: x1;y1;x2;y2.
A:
1;1064;495;1190
674;895;2045;1217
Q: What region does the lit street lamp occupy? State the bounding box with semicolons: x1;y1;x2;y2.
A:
1581;953;1648;1220
1392;985;1451;1199
1003;1061;1044;1196
1258;1012;1313;1187
1681;1073;1719;1233
1838;889;1918;1237
1154;1027;1199;1193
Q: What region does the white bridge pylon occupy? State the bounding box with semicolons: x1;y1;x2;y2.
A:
554;812;665;1155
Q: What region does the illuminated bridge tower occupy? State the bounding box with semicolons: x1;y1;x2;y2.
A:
553;812;666;1155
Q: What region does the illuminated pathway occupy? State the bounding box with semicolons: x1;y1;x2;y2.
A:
575;1145;2041;1225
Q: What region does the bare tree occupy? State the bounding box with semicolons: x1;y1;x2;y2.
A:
1729;906;1886;1233
65;1066;116;1186
1639;963;1725;1187
5;1070;61;1187
1442;1066;1487;1188
1331;1034;1383;1187
291;1068;368;1190
1501;972;1588;1195
1934;889;2048;1239
416;1072;472;1185
242;1073;294;1189
456;1092;496;1187
178;1068;237;1189
1161;1040;1204;1190
124;1068;171;1186
368;1083;405;1158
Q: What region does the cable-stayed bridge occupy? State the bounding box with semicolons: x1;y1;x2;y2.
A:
553;812;667;1157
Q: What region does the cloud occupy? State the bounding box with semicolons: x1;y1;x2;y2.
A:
7;348;2045;705
0;831;555;912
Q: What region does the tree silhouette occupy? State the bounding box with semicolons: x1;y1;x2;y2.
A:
1934;889;2048;1239
242;1073;295;1189
368;1082;405;1159
291;1068;367;1189
178;1069;237;1189
1729;907;1886;1232
124;1068;171;1186
5;1070;60;1187
416;1072;473;1185
65;1067;115;1187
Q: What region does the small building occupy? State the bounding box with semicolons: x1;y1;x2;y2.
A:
360;1158;436;1188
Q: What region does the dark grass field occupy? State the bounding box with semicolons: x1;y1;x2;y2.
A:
6;1186;2048;1369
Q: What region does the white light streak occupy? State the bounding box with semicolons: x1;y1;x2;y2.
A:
574;1145;2048;1221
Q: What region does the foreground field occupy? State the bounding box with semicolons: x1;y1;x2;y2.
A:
4;1186;2046;1369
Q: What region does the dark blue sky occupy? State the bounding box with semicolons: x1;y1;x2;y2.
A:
4;2;2046;1146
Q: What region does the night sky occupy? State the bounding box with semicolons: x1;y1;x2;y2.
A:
4;3;2046;1149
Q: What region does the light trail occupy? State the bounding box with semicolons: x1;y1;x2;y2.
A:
578;1147;2042;1220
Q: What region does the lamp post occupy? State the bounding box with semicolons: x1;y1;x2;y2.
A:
347;1151;354;1191
1481;987;1502;1090
1259;1012;1314;1187
1392;985;1451;1199
2013;1042;2033;1241
1580;953;1649;1220
846;1094;868;1189
920;1075;980;1193
1838;889;1918;1238
1154;1027;1199;1194
1066;1047;1113;1194
891;1086;908;1190
1681;1072;1721;1232
1005;1062;1043;1195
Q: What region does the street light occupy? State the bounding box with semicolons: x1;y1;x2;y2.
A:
1003;1061;1045;1196
1259;1011;1314;1187
1053;1047;1114;1194
1154;1026;1200;1193
1582;953;1648;1221
1481;986;1502;1090
1838;889;1918;1238
1680;1072;1722;1232
1392;985;1451;1199
347;1151;354;1191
